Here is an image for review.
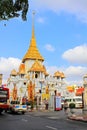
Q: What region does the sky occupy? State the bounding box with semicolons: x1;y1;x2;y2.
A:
0;0;87;86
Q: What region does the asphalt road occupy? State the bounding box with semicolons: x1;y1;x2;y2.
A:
0;110;87;130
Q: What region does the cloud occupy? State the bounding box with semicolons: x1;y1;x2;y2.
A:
30;0;87;23
46;65;86;86
45;44;55;52
37;17;45;23
0;57;21;83
64;66;86;81
46;66;58;75
0;56;86;86
64;66;87;85
62;44;87;64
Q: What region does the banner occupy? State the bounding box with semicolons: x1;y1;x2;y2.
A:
55;96;61;111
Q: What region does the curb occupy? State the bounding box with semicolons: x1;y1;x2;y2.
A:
68;115;87;122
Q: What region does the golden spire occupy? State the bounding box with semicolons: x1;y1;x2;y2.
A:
22;11;44;63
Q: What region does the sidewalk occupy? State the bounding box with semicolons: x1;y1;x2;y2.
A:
28;108;87;122
67;109;87;122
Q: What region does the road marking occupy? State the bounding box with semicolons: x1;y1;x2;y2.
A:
46;125;57;130
48;116;59;119
21;118;28;122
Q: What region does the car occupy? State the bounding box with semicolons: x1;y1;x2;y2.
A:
9;101;27;114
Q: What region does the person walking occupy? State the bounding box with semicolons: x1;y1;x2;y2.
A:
63;99;68;114
44;99;49;110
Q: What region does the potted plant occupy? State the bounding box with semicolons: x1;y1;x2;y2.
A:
69;103;75;114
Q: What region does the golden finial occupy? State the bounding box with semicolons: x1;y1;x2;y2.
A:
32;11;36;38
32;10;35;15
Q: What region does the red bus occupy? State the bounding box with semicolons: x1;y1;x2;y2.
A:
0;87;9;113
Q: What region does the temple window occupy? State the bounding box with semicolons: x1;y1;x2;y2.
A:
21;74;24;78
24;82;26;85
35;73;39;78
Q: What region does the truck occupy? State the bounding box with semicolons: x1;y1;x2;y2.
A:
0;87;9;113
64;96;83;108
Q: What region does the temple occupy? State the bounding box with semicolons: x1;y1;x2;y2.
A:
7;12;66;110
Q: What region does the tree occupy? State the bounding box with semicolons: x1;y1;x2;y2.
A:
0;0;29;21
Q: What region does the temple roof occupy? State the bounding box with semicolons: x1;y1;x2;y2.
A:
54;71;61;77
43;65;49;76
29;60;44;72
10;69;17;76
22;13;44;63
44;71;49;76
60;72;65;78
54;71;65;78
19;63;25;74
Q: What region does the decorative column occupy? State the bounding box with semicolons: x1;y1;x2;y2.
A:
12;84;17;101
83;74;87;114
27;81;35;102
39;80;43;105
48;81;55;111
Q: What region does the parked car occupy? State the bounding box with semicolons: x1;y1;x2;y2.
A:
9;101;27;114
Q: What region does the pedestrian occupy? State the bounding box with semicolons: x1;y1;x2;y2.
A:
63;99;68;114
44;99;49;110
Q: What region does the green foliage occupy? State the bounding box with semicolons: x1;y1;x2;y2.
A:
0;0;29;21
29;101;33;109
69;103;75;109
29;101;37;109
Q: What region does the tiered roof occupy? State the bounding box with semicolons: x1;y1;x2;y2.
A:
22;13;44;63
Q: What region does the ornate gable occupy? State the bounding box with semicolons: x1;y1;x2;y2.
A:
29;60;44;72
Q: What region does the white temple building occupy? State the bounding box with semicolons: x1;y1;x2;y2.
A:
7;13;66;108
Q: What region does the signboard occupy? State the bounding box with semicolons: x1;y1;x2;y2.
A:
55;96;61;111
42;93;50;100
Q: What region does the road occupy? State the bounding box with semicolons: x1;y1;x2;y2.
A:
0;110;87;130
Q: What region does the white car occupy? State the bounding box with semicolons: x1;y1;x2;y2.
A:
9;101;27;114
